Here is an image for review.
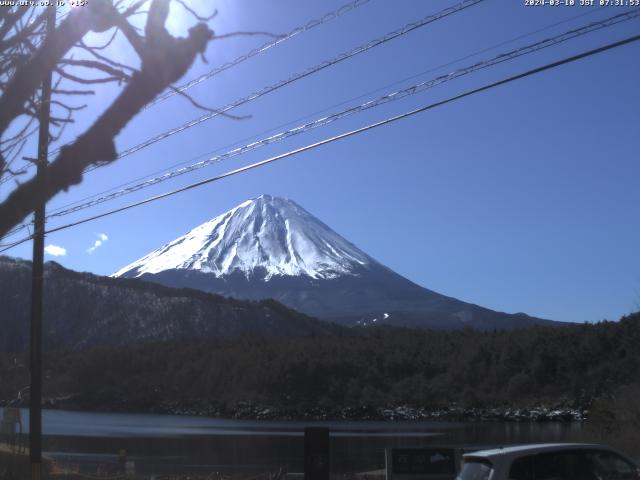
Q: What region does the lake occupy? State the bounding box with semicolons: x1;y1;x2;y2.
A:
1;408;583;476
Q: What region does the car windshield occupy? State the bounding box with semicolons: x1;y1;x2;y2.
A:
457;459;494;480
586;450;637;480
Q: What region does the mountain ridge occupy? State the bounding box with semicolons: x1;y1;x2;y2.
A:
114;195;558;330
0;255;343;352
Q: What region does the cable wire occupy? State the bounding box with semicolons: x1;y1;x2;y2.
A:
40;5;610;219
148;0;373;107
1;0;483;188
83;0;485;169
42;9;640;220
62;0;374;160
0;0;373;183
4;7;639;238
5;6;636;239
2;32;638;254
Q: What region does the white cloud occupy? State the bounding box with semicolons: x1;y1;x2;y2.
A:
87;233;109;254
44;244;67;257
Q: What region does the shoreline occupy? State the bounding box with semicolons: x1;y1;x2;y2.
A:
1;398;587;423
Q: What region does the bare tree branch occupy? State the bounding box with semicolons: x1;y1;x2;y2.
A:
0;116;36;145
78;39;137;72
80;26;118;50
0;6;29;41
59;58;132;79
0;8;48;52
120;0;151;17
52;88;96;96
0;3;119;140
49;115;74;126
2;135;33;177
0;0;214;238
168;85;250;119
113;10;146;56
55;67;128;85
50;100;88;112
175;0;217;22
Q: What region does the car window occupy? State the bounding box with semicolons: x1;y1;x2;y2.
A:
534;451;597;480
509;455;534;480
456;459;494;480
585;450;637;480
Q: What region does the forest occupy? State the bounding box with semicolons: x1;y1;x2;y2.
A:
1;312;638;416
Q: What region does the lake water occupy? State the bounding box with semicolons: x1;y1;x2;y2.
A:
1;408;583;476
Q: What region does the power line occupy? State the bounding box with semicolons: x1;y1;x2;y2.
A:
5;6;636;240
1;0;484;191
0;236;32;253
41;0;489;216
40;5;610;220
39;9;640;220
4;7;638;239
2;32;638;254
148;0;373;107
83;0;485;170
66;0;374;160
1;0;373;183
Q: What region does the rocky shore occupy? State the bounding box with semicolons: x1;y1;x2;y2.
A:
159;402;588;422
0;396;587;422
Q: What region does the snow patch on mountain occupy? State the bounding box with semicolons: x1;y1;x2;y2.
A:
113;195;373;280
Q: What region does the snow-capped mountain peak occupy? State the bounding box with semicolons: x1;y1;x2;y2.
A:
113;195;373;280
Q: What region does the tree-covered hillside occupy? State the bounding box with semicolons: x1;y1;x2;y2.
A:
0;256;343;351
1;313;638;416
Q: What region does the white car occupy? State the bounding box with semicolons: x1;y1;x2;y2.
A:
456;443;639;480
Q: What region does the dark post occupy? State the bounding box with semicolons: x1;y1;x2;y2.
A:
30;5;55;480
304;427;330;480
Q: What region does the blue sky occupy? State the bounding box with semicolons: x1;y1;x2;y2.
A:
2;0;639;323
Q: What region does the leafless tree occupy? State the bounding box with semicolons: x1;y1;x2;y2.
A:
0;0;233;239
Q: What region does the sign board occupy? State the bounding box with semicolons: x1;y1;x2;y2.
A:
125;460;136;477
0;408;20;435
304;427;330;480
386;448;459;480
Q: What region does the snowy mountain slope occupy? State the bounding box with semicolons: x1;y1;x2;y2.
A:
114;195;558;330
114;195;372;281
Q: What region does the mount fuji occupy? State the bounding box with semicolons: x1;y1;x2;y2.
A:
113;195;556;330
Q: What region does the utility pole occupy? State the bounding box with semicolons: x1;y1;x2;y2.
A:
30;5;55;480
